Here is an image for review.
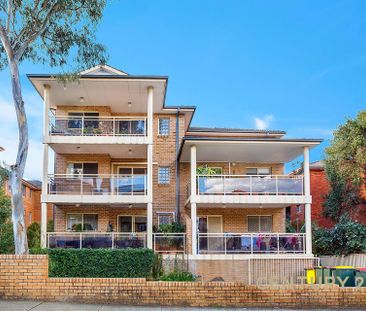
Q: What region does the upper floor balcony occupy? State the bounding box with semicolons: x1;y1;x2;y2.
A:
43;173;149;204
46;115;149;145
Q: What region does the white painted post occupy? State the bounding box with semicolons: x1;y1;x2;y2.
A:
41;85;50;248
303;146;312;255
190;145;197;198
146;86;154;249
191;202;197;255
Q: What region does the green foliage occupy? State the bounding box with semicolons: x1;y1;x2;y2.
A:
27;222;40;249
0;178;13;254
0;1;108;73
313;215;366;256
0;223;14;254
324;110;366;220
32;248;155;278
47;220;54;232
159;271;197;282
196;165;222;175
154;222;185;233
151;254;164;280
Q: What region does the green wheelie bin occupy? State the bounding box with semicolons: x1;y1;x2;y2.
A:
355;268;366;287
332;266;356;287
314;266;334;284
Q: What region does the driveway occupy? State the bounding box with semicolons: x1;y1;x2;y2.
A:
1;300;365;311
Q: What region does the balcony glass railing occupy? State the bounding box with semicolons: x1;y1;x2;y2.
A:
153;233;186;253
47;174;147;195
197;233;306;254
49;116;147;136
197;175;303;195
47;232;147;249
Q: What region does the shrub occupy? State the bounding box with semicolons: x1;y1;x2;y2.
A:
160;271;196;282
0;223;14;254
154;222;185;233
313;215;366;255
34;248;155;278
47;220;54;232
151;254;163;280
27;222;41;249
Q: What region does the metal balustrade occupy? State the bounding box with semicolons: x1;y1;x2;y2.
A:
47;232;147;249
197;175;304;195
47;174;147;195
197;233;306;254
49;116;147;136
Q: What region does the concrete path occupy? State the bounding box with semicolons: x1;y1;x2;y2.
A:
0;300;364;311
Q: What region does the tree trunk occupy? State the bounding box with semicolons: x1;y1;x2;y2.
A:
8;60;29;255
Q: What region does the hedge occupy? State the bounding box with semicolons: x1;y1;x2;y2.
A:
34;248;155;278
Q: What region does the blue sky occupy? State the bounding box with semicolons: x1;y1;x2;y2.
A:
0;0;365;179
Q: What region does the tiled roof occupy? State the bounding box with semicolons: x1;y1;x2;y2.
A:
188;126;286;134
25;180;42;189
310;160;325;170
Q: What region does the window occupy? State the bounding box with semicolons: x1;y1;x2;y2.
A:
158;212;175;225
247;216;273;232
67;163;98;176
158;167;170;184
29;212;33;224
68;112;99;129
67;214;98;231
158;118;170;136
22;184;26;197
118;216;147;232
246;167;271;176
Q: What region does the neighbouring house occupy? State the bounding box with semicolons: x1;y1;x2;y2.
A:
4;179;53;228
287;160;366;229
28;64;322;263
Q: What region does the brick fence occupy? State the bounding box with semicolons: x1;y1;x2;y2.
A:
0;255;366;308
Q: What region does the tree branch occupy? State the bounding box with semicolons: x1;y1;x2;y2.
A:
6;0;13;32
14;3;61;62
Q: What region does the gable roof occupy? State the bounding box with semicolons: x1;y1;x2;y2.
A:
79;64;129;76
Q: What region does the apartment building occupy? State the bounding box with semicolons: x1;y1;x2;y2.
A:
28;65;322;259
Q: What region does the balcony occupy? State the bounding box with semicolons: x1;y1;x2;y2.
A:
191;175;308;205
197;175;303;195
50;116;147;136
44;174;148;204
47;232;147;249
46;116;149;146
197;233;306;255
47;232;186;253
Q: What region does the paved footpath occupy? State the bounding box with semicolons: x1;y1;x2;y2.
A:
1;300;365;311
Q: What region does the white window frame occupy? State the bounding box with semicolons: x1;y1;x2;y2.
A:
117;215;147;233
247;215;273;233
66;213;99;231
246;167;272;175
158;166;170;184
157;212;175;225
158;118;170;136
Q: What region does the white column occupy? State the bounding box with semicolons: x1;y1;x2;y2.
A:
191;203;197;255
147;86;154;249
190;145;197;198
41;85;50;248
303;146;312;255
190;145;197;255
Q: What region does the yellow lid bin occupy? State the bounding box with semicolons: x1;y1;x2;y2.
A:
305;268;316;284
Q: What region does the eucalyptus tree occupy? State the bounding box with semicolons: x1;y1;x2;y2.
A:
0;0;108;254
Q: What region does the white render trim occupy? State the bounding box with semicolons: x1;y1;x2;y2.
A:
193;195;312;205
45;136;149;145
42;194;149;204
183;140;321;146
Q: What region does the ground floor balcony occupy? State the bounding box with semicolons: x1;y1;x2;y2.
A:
47;232;186;253
197;233;306;255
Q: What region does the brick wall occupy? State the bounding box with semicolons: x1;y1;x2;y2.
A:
0;255;365;308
